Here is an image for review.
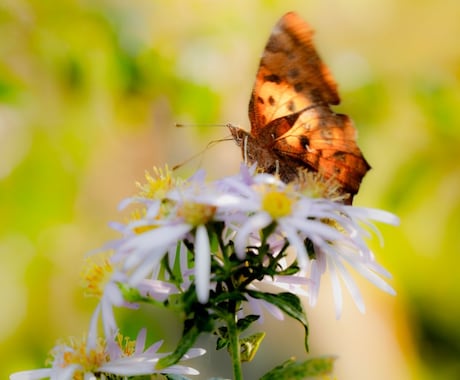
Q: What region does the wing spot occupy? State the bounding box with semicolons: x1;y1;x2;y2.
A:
268;96;276;106
257;96;264;105
333;151;346;162
299;135;310;149
287;100;296;112
320;128;333;139
294;82;304;93
264;74;281;84
288;68;299;78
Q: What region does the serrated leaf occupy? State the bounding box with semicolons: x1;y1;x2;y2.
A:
260;356;336;380
236;314;260;332
216;336;228;350
214;290;247;303
247;291;309;351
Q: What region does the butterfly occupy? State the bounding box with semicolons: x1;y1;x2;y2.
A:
228;12;370;204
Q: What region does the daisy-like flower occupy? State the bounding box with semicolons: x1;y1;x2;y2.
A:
82;252;131;338
10;329;205;380
306;205;398;318
114;169;244;304
218;165;399;317
82;252;179;339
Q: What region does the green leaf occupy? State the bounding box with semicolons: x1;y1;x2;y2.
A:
247;291;309;351
236;314;260;332
117;282;163;306
156;324;201;369
216;336;228;350
260;356;336;380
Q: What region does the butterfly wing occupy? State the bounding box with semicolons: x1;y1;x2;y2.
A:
235;11;370;203
248;12;339;134
273;106;370;198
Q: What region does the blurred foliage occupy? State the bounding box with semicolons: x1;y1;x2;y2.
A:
1;1;460;379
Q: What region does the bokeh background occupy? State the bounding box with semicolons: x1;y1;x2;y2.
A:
2;1;460;379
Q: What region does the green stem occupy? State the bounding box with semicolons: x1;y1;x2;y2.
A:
227;312;243;380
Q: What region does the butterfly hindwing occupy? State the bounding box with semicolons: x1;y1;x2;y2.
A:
272;107;370;196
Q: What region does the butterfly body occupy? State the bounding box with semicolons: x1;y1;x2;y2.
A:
230;12;370;203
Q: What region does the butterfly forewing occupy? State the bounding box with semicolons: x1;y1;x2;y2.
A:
248;12;339;134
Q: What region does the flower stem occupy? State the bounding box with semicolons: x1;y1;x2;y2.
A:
227;312;243;380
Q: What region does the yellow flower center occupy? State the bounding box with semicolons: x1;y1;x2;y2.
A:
262;190;293;219
115;333;136;357
81;253;114;298
47;332;140;378
177;202;216;226
294;170;348;203
136;166;180;200
49;336;108;376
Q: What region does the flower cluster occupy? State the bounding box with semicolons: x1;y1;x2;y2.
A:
11;164;398;379
109;164;397;318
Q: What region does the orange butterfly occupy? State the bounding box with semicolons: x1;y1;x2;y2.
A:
229;12;370;204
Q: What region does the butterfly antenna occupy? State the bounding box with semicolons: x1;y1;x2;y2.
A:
172;139;225;171
175;123;227;128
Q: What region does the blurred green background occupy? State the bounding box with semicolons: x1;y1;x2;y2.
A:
2;1;460;379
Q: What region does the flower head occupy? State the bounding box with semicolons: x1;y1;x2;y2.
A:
10;329;205;380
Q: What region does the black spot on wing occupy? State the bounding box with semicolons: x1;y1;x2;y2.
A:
288;68;299;78
294;83;304;93
332;151;347;162
264;74;281;84
299;135;310;147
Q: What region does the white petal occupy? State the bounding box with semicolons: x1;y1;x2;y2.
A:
51;365;80;380
234;213;271;259
87;304;101;349
181;347;207;360
195;225;211;304
328;258;344;319
280;220;308;269
122;224;191;269
135;328;147;353
353;262;396;296
330;252;365;315
347;206;400;226
128;252;163;285
10;369;53;380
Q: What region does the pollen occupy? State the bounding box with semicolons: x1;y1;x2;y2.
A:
177;202;216;226
136;165;180;200
129;207;157;234
115;333;136;357
49;335;108;375
295;170;348;202
262;190;293;219
81;253;114;298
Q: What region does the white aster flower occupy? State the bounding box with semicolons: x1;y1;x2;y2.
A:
218;166;399;317
10;329;205;380
114;169;238;304
307;204;399;318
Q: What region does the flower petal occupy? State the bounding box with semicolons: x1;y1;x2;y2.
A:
195;225;211;304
